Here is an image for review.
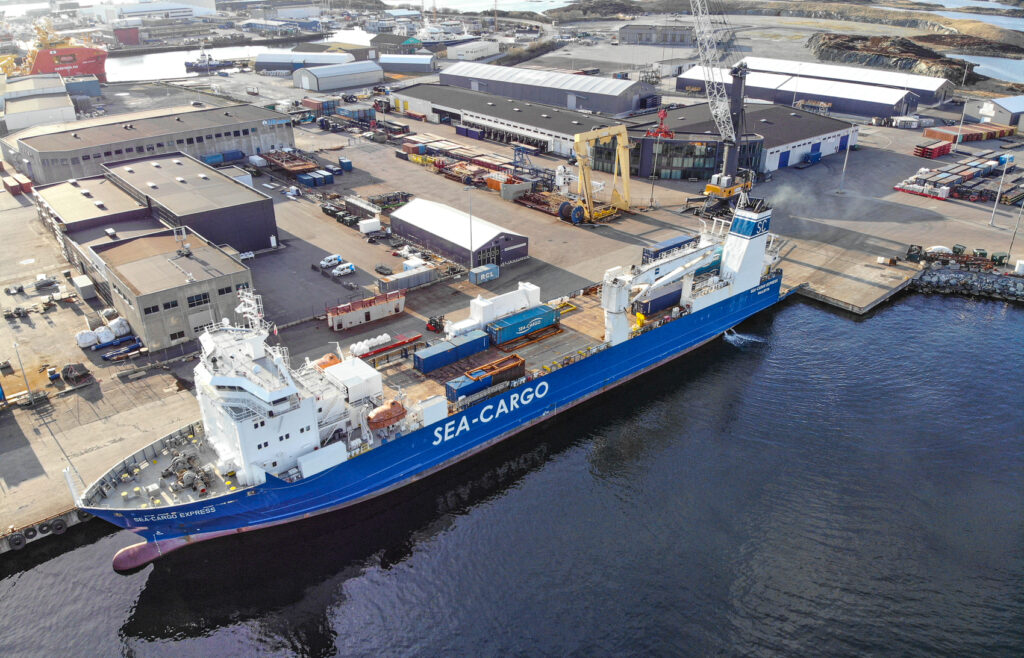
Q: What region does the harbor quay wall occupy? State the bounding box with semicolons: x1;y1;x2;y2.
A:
911;269;1024;303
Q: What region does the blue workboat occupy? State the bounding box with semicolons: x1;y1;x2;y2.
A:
77;198;784;570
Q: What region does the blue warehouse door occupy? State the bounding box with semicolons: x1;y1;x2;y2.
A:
778;150;790;168
811;142;821;154
839;135;849;150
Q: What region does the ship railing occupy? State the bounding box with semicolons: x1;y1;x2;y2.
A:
692;277;731;299
540;342;610;374
80;422;204;506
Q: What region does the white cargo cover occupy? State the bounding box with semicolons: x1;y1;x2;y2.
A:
322;357;383;402
297;441;348;478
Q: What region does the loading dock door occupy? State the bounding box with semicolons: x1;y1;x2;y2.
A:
778;150;790;168
567;94;576;110
839;135;849;150
811;142;821;154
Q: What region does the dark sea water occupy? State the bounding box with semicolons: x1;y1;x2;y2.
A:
1;294;1022;657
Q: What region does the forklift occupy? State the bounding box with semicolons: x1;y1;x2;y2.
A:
426;315;445;333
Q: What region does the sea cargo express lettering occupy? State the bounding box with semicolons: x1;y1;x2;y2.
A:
433;382;549;445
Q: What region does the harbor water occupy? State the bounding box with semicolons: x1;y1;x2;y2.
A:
0;294;1021;655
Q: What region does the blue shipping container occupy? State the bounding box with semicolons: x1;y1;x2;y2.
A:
414;341;456;373
315;169;334;184
309;172;324;186
455;126;468;137
339;158;353;172
486;305;558;345
221;150;245;162
468;264;499;284
642;234;697;263
467;129;482;140
445;374;492;402
297;173;315;187
202;153;224;165
449;329;489;359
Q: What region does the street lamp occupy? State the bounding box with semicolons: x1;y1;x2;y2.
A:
464;185;474;269
837;122;854;194
13;342;32;406
952;66;970;153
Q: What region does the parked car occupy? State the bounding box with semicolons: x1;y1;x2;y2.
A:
331;262;355;277
319;254;344;269
374;264;393;275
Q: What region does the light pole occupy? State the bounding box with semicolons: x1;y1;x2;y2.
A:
1007;197;1023;262
13;342;32;406
952;66;970;153
464;185;474;269
989;162;1010;227
837;123;854;194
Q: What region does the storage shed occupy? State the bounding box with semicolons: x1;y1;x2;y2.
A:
378;54;436;74
255;52;354;72
439;61;659;115
446;40;500;61
389;198;528;268
293;61;384;92
965;95;1024;130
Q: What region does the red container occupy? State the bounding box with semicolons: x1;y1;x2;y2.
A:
13;174;32;193
3;176;22;195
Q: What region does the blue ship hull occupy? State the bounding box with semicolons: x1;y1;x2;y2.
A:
88;275;782;568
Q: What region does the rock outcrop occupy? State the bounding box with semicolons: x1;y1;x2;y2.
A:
806;33;979;83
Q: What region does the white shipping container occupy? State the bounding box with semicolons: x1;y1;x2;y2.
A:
248;155;268;167
403;257;426;271
358;218;382;234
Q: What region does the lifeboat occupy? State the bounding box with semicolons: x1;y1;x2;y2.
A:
315;353;341;369
367;400;407;430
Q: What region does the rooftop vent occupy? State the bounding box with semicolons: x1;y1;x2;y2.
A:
571;120;580;125
541;114;549;118
513;107;520;112
175;176;186;183
487;101;494;106
79;189;91;197
94;201;106;209
525;103;531;106
224;111;231;116
759;118;769;123
176;117;182;122
151;162;161;168
197;173;209;180
104;227;116;237
173;159;182;165
147;182;157;188
790;112;799;117
71;132;78;138
68;179;77;186
124;166;134;173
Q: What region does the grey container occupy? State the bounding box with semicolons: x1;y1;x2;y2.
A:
377;265;438;293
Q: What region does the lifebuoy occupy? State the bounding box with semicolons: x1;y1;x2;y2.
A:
51;519;68;535
23;527;37;540
7;533;26;550
38;522;51;535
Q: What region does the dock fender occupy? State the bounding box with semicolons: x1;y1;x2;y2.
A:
76;510;93;521
7;533;26;550
23;527;37;540
51;519;68;535
38;522;51;535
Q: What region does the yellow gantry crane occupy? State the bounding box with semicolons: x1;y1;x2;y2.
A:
569;124;632;224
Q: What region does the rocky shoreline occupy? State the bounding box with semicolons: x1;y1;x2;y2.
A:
806;33;976;82
912;269;1024;303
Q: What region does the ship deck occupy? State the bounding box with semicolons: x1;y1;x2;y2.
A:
378;291;609;405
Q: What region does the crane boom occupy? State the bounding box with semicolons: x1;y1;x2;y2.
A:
690;0;735;145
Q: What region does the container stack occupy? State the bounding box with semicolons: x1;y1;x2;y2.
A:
913;141;952;159
445;354;526;402
486;305;559;346
922;123;1016;143
377;264;438;294
414;329;490;374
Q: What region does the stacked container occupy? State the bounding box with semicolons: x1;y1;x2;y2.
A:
377;265;437;293
414;341;455;373
315;169;335;184
338;158;353;172
486;305;558;346
445;354;526;402
642;235;698;264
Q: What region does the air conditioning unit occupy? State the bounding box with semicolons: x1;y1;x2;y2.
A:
175;176;186;183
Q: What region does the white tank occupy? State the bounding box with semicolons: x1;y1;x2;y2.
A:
1015;260;1024;275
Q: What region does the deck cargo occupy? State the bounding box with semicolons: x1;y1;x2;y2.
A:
486;305;558;345
414;340;456;373
643;235;698;263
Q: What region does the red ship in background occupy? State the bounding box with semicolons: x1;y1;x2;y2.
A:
0;21;107;82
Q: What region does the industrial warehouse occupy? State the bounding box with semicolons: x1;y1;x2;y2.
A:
378;54;436;74
965;95;1024;129
33;169;255;351
677;66;918;118
1;103;295;185
253;52;355;72
292;61;384;92
389;198;528;268
439;62;660;116
391;84;635;157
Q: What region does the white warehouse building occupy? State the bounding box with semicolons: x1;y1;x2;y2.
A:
446;40;500;61
293;61;384;92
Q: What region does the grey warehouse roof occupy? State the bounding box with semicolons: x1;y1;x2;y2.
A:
390;198;522;250
103;152;271;215
395;84;640;136
35;176;144;225
739;56;948;92
680;66;910;105
632;102;855;149
11;104;288;153
303;60;382;78
992;95;1024;113
379;54;434;64
255;52;354;65
441;61;642;96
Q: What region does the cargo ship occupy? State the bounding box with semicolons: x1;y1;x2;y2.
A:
76;196;784;570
